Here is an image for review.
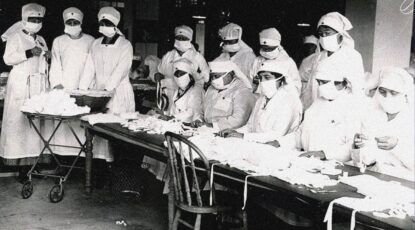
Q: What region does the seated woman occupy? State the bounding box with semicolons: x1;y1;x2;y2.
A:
198;60;256;130
219;59;303;145
351;67;414;181
158;58;204;124
281;60;362;162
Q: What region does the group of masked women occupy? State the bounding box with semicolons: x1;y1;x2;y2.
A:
0;3;413;183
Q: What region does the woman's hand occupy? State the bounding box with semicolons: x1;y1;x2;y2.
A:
190;119;204;128
300;151;326;160
53;84;64;90
218;129;237;137
353;133;368;149
375;136;398;150
158;114;174;121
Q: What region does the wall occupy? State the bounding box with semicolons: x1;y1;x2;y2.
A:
345;0;377;72
372;0;413;75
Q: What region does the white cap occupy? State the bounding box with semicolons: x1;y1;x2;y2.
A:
259;28;281;46
257;59;288;77
63;7;83;23
318;12;352;34
209;61;234;73
175;25;193;40
22;3;45;21
219;23;242;40
378;67;413;94
98;7;120;26
303;35;318;45
173;58;194;74
314;60;345;82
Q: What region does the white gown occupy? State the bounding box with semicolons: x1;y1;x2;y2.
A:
300;46;365;110
0;30;48;163
351;100;415;181
249;53;301;97
167;85;204;123
238;87;302;143
298;53;317;94
214;41;256;80
79;35;135;161
48;33;94;156
203;79;256;130
158;47;209;110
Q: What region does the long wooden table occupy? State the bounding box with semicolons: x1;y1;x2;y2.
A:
82;122;415;230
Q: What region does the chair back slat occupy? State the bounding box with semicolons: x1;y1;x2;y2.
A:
165;132;211;207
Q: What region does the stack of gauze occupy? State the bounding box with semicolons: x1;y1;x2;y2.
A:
21;90;90;116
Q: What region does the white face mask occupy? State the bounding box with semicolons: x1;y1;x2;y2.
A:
319;33;340;52
259;77;282;98
223;43;241;53
377;93;406;114
64;25;82;37
99;26;116;37
211;72;230;90
174;40;192;52
260;48;280;60
318;81;341;101
174;73;191;90
24;21;42;34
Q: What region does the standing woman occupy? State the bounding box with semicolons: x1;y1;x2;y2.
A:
0;3;48;170
79;7;135;164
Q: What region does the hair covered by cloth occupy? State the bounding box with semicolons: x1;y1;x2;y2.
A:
63;7;83;23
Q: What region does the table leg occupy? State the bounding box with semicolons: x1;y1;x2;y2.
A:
85;127;93;194
167;163;175;230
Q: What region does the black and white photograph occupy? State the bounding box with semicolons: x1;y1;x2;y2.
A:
0;0;414;229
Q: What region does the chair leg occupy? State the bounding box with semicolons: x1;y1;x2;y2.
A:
172;209;181;230
242;210;248;230
194;214;202;230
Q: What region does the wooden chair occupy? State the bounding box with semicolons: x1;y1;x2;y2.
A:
165;132;246;230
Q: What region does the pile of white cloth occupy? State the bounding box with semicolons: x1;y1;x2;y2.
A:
81;113;126;125
122;115;185;134
20;90;90;116
323;174;415;230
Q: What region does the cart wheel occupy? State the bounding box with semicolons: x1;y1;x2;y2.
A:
49;184;64;203
21;181;33;199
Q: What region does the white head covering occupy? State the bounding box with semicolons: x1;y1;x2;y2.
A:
259;28;281;47
175;25;193;40
303;35;318;45
2;3;45;42
63;7;83;23
209;60;252;88
378;67;413;95
219;23;242;40
144;55;161;82
318;12;354;48
173;58;194;74
22;3;46;21
98;7;120;26
314;61;345;82
257;59;288;77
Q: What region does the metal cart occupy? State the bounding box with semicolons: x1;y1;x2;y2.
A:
21;112;89;203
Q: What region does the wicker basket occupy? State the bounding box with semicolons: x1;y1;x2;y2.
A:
70;95;111;112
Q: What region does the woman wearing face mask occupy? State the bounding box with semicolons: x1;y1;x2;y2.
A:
46;7;95;157
50;7;94;90
0;3;49;170
200;60;255;130
249;28;301;97
156;25;209;111
158;58;204;123
219;60;303;145
300;12;365;111
351;67;414;181
79;7;135;164
280;61;362;162
214;23;256;79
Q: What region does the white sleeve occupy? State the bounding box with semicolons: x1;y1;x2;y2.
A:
287;59;302;95
3;34;28;66
79;50;95;90
157;52;170;76
49;38;63;88
195;53;210;83
105;42;133;91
